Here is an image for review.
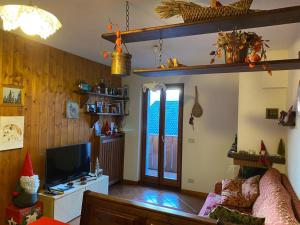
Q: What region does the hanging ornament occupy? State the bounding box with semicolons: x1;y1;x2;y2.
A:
103;1;132;77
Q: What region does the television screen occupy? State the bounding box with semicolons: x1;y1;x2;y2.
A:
45;142;91;188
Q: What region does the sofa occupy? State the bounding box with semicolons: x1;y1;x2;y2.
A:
199;168;300;225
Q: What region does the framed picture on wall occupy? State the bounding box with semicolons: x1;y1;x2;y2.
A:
66;100;80;119
0;84;24;106
0;116;24;151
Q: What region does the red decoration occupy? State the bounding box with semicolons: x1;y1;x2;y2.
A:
260;140;266;155
107;23;112;31
20;152;34;177
6;201;43;225
259;140;271;167
103;51;109;59
12;192;20;198
102;121;111;135
30;217;68;225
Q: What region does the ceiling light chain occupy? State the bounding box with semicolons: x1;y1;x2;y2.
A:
126;1;129;31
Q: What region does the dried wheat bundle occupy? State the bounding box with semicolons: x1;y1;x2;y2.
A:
155;0;253;23
155;0;198;18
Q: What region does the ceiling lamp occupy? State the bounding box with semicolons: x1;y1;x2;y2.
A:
0;5;62;39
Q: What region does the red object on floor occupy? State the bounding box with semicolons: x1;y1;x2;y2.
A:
5;201;43;225
30;217;68;225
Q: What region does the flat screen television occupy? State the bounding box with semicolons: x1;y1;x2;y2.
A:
45;142;91;188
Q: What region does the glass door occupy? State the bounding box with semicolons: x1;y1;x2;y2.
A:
141;84;183;188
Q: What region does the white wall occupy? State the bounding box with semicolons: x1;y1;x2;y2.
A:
122;73;239;193
287;34;300;198
238;50;289;173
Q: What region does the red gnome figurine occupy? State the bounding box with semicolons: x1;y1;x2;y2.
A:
259;140;271;167
12;152;40;208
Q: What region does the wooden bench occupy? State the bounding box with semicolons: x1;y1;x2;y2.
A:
80;191;219;225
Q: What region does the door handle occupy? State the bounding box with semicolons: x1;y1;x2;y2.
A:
161;135;165;143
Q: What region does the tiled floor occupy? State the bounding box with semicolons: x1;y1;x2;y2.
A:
69;183;205;225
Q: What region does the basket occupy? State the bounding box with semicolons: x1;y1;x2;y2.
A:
156;0;253;23
181;0;253;23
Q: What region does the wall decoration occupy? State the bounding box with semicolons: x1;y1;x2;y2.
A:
279;106;296;127
0;85;23;106
0;116;24;151
66;100;80;119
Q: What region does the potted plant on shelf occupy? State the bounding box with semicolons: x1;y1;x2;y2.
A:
210;30;271;75
103;20;132;77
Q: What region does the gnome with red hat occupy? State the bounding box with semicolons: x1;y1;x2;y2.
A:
259;140;271;167
12;152;40;208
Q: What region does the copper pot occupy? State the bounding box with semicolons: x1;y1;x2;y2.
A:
111;51;132;76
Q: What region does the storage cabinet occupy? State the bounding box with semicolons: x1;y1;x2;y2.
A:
94;133;125;185
39;176;109;223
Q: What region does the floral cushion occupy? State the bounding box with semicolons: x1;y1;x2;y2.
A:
220;175;260;208
253;168;299;225
282;175;300;222
209;205;265;225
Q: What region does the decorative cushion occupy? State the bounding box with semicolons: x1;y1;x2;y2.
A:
209;205;265;225
282;175;300;222
253;168;299;225
220;175;260;208
198;193;221;217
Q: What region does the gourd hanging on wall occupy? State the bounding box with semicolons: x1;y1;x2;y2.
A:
189;86;203;130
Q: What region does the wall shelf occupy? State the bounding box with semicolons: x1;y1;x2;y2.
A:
75;90;128;100
75;90;129;108
102;6;300;43
133;59;300;77
88;112;127;117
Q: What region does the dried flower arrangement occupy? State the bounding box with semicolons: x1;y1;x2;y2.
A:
103;19;128;58
102;19;132;76
210;30;272;75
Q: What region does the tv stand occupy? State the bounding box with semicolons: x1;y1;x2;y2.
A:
39;175;109;223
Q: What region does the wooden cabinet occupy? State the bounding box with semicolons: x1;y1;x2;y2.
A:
94;133;125;185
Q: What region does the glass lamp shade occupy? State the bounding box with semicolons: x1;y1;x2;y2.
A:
0;5;62;39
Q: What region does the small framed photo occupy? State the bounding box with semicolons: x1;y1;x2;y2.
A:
266;108;279;120
66;100;80;119
0;85;23;106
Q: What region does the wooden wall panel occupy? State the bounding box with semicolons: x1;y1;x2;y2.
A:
0;30;121;223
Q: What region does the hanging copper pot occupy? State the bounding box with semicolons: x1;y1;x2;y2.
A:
111;51;132;77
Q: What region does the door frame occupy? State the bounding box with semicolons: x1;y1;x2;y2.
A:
140;83;184;189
